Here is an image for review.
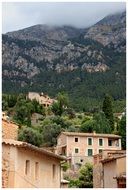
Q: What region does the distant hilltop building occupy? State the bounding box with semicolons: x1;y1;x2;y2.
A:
28;92;56;108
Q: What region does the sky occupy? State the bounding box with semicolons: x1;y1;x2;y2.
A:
2;2;126;33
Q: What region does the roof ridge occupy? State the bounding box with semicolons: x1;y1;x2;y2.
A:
61;131;121;137
2;139;66;160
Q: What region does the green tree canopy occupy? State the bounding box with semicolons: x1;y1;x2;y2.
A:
51;92;69;116
102;94;114;131
18;127;43;147
78;162;93;188
42;123;62;146
80;119;95;133
93;112;111;133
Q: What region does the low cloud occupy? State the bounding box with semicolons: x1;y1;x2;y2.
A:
2;2;126;33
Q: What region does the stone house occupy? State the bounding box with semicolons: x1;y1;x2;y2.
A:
2;117;66;188
93;150;126;188
28;92;55;108
56;132;122;169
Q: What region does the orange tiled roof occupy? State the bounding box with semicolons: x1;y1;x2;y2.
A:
2;139;66;161
101;154;126;163
61;132;121;138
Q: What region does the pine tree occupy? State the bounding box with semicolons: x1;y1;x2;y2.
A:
102;94;114;132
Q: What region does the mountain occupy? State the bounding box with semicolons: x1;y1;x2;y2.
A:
84;11;126;51
2;11;126;111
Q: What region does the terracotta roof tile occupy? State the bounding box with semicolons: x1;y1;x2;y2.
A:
2;119;20;128
61;132;121;138
2;139;66;161
101;154;126;163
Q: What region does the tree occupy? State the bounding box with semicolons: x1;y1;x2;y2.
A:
51;116;71;129
31;99;45;115
51;92;69;116
66;108;76;119
93;112;111;134
102;94;114;131
51;102;62;116
13;102;32;127
57;92;69;107
2;99;8;111
42;124;62;146
78;162;93;188
118;115;126;150
80;120;95;133
7;94;17;107
18;127;43;147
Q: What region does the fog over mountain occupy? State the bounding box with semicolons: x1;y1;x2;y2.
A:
2;2;126;33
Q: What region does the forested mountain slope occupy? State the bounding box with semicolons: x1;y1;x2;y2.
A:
2;11;126;111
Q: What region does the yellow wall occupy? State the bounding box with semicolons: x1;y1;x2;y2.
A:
116;157;126;176
2;144;61;188
103;160;117;188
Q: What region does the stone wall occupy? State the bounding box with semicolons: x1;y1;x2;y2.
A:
2;143;62;188
2;144;11;188
2;119;19;140
2;158;9;188
93;162;103;188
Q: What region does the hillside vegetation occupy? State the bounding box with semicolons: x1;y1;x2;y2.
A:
2;11;126;112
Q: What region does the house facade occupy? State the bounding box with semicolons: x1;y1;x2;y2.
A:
2;117;65;188
2;139;64;188
28;92;55;108
56;132;121;169
93;150;126;188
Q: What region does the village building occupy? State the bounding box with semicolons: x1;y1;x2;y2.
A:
2;116;66;188
56;132;122;170
28;92;55;108
93;150;126;188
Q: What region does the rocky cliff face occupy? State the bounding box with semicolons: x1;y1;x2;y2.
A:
2;11;126;91
84;11;126;52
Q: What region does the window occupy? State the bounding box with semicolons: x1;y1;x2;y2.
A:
99;139;103;146
25;160;30;175
88;138;92;145
99;149;103;153
116;140;119;147
108;139;112;146
75;148;79;153
53;164;56;180
88;149;93;156
35;162;39;179
75;137;78;142
80;159;83;162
